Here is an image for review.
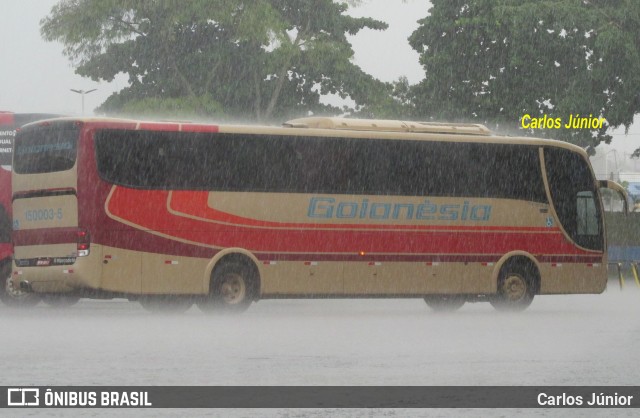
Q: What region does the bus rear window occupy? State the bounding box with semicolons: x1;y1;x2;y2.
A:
13;123;79;174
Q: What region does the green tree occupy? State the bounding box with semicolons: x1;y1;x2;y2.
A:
409;0;640;149
349;76;418;119
41;0;389;122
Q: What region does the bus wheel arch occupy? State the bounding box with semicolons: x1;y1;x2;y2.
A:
490;253;540;311
204;249;262;296
199;250;261;313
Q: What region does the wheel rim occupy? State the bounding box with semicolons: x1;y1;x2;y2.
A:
220;273;246;304
502;274;526;301
5;276;27;299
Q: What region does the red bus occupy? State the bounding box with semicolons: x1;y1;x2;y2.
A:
1;112;60;305
8;117;627;311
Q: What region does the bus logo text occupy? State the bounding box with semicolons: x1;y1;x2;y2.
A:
307;197;492;221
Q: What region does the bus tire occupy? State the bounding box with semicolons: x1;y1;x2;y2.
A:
490;262;537;311
198;262;256;313
41;294;80;307
424;295;465;312
139;296;194;313
0;261;40;307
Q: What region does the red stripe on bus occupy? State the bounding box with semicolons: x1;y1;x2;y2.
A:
179;124;219;133
105;187;598;258
13;228;81;246
0;243;12;260
0;168;11;216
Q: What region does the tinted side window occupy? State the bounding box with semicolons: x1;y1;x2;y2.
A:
95;130;546;202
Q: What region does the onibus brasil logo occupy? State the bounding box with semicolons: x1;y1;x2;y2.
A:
7;388;40;406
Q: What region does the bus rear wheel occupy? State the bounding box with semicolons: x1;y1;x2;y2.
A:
0;263;40;307
198;262;256;313
490;263;536;311
424;295;465;312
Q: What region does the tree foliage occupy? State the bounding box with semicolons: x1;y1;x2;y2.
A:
409;0;640;148
41;0;389;121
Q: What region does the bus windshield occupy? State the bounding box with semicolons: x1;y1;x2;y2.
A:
13;123;79;174
544;147;603;251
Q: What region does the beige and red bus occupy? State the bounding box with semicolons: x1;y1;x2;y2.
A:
7;117;626;311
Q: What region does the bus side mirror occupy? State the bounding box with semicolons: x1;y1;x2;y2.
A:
599;180;629;215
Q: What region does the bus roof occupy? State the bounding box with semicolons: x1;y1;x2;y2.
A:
283;117;492;136
20;116;589;158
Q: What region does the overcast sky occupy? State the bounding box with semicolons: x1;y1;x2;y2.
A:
0;0;426;116
0;0;637;154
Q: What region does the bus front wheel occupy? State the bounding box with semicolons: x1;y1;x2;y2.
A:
198;262;256;313
0;262;40;307
490;263;536;311
424;295;465;312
